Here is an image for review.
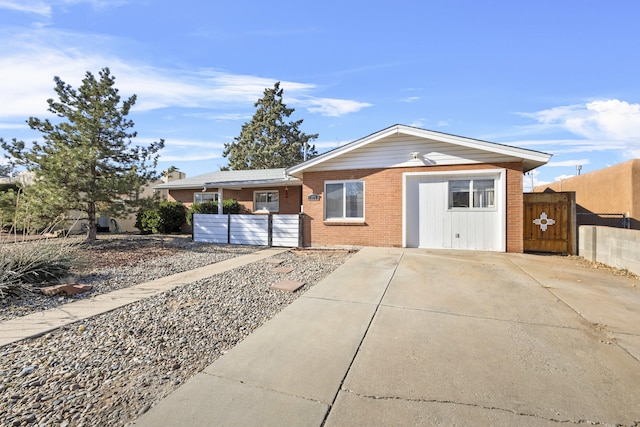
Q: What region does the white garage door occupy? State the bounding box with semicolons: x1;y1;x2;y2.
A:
404;170;505;251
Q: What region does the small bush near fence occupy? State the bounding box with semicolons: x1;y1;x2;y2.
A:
136;201;187;234
186;200;241;225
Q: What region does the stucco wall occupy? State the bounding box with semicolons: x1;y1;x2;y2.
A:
580;226;640;275
301;162;524;252
534;159;640;229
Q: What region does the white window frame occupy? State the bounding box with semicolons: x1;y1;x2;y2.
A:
324;180;365;221
194;192;219;204
448;178;496;211
253;190;279;212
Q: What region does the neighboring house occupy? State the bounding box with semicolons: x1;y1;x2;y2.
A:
286;124;551;252
68;170;186;233
154;168;302;215
1;171;184;234
533;159;640;229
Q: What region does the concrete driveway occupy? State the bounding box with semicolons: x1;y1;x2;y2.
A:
136;248;640;426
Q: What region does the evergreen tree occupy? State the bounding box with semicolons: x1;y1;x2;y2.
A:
222;82;318;170
0;163;12;178
1;67;164;240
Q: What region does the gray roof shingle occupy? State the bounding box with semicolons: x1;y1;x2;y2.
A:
154;168;299;189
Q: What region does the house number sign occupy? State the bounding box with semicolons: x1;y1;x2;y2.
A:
533;212;555;231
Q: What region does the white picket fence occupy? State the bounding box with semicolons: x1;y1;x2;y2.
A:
193;213;301;247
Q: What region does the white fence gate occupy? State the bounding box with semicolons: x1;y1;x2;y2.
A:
193;213;302;247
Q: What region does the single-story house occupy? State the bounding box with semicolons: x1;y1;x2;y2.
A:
154;168;303;215
533;159;640;229
287;124;550;252
160;125;551;252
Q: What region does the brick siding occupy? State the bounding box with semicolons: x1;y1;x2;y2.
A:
301;162;524;252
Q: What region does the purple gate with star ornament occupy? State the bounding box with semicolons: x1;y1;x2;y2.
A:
523;192;576;254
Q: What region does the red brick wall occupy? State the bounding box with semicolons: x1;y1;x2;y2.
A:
301;162;524;252
505;164;524;252
167;186;302;214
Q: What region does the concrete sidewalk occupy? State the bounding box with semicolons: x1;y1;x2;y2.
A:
0;247;287;347
135;247;640;426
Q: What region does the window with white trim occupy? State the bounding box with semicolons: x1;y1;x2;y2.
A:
325;181;364;220
194;192;219;204
254;190;279;212
449;179;495;209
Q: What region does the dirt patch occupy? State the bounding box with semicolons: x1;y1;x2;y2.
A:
570;255;640;283
77;236;188;270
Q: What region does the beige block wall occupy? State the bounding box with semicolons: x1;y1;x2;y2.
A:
300;162;524;252
534;159;640;229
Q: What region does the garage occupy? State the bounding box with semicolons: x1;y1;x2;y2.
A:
404;169;506;251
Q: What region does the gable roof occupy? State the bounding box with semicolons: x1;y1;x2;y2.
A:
286;124;551;177
154;168;300;190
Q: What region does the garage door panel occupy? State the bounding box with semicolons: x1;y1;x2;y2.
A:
410;172;504;251
418;180;446;249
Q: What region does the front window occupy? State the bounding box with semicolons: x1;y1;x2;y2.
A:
325;181;364;219
254;190;279;212
449;179;495;209
194;192;218;204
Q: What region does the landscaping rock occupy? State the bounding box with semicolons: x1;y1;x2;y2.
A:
40;284;93;296
0;242;354;426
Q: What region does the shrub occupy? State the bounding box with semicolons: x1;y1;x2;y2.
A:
0;239;82;299
135;209;161;234
157;201;186;233
186;199;242;225
135;201;186;234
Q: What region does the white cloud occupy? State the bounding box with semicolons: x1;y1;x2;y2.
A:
0;0;51;15
0;0;127;16
154;138;226;162
0;28;372;121
517;99;640;154
159;152;222;162
409;119;426;128
0;123;28;130
303;98;373;117
402;96;421;103
184;112;251;122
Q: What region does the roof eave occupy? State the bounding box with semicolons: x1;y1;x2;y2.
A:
203;177;302;189
286;124;552;177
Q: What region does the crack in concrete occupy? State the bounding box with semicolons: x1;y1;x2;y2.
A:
341;389;623;425
320;254;403;426
380;302;592;333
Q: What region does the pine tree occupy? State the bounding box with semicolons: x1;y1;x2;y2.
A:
1;67;164;240
222;82;318;170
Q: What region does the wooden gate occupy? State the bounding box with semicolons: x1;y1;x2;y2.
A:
523;192;576;254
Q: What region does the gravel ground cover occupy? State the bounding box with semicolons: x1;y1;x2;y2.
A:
0;235;258;322
0;235;354;426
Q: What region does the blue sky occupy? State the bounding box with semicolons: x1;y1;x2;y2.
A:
1;0;639;190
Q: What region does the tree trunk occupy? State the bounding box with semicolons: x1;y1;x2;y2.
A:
86;202;97;241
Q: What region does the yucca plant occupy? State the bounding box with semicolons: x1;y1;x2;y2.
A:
0;201;84;300
0;239;82;299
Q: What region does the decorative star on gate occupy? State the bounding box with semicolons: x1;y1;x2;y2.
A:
533;212;555;231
